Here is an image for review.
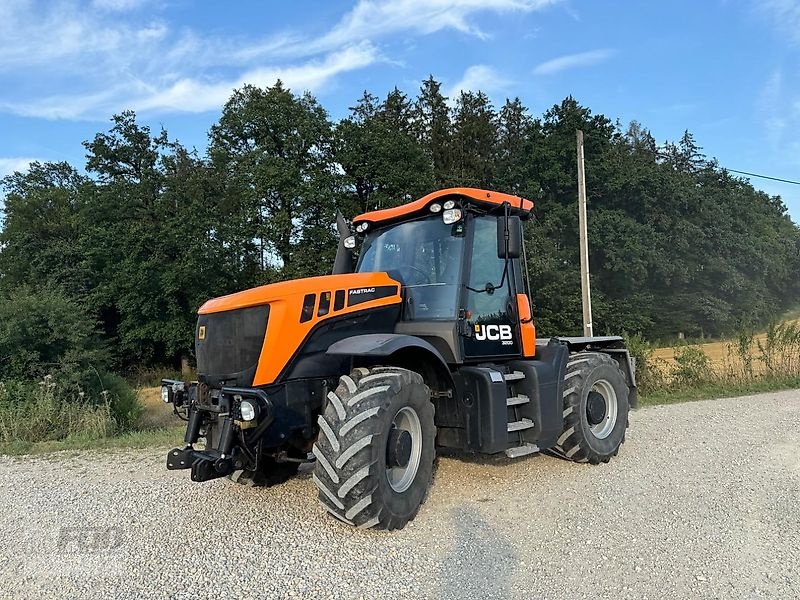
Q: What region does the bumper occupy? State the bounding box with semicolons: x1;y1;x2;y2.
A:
164;384;275;482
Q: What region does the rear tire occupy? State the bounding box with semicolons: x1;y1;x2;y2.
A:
552;352;629;464
312;366;435;530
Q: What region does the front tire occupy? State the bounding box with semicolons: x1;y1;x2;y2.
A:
312;366;435;530
552;352;630;464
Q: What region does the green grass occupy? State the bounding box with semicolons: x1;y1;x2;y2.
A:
0;426;185;456
639;375;800;406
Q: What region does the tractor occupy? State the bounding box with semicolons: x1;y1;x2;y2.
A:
163;187;637;530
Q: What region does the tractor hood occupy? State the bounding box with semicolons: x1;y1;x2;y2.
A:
196;272;402;386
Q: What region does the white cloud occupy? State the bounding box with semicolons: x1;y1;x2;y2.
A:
0;0;563;120
532;48;615;75
0;157;37;179
446;64;511;101
134;43;380;114
758;69;786;147
756;0;800;44
91;0;151;11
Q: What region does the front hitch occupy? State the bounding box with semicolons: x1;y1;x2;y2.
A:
165;383;276;482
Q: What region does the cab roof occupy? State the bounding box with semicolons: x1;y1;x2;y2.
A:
352;187;534;227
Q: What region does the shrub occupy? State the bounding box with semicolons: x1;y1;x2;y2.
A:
0;376;111;443
671;345;713;387
624;332;667;394
0;285;110;382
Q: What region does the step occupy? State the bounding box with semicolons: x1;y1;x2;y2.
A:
507;418;535;432
505;443;540;459
506;394;530;407
504;371;525;382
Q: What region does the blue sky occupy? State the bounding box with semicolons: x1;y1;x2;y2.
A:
1;0;799;221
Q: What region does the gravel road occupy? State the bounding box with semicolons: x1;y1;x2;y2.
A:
1;389;798;600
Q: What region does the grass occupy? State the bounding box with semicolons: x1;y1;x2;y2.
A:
639;375;800;406
0;425;185;456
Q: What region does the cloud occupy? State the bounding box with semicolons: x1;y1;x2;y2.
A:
756;0;800;44
0;0;562;120
446;65;511;101
91;0;152;11
757;70;786;147
532;48;615;75
0;157;37;179
134;43;380;114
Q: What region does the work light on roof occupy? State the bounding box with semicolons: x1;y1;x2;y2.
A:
429;203;442;213
442;208;462;224
355;222;369;233
443;200;455;210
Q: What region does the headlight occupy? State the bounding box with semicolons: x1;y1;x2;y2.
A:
161;385;172;403
343;235;356;249
240;400;257;421
442;208;462;224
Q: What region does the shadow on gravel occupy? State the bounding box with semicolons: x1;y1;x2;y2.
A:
438;505;518;599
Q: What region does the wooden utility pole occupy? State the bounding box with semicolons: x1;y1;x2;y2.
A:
576;130;593;337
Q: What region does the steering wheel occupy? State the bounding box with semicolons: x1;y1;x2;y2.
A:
400;264;431;285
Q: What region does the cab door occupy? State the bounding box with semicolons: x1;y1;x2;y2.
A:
461;215;522;359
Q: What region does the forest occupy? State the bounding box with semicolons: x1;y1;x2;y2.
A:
1;77;799;389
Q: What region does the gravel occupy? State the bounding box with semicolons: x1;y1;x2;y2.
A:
1;389;798;600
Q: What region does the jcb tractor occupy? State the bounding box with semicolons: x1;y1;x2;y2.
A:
163;187;636;530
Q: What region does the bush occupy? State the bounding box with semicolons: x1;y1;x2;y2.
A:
0;285;110;382
0;376;110;443
624;332;667;394
671;345;713;386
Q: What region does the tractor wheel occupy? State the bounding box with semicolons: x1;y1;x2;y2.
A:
228;458;299;488
312;366;435;530
551;352;630;464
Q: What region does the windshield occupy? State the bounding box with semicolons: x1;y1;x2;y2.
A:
357;217;464;319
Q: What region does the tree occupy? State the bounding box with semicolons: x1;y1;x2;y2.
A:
209;82;340;279
336;88;434;216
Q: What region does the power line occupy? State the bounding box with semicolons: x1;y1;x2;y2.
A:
726;169;800;186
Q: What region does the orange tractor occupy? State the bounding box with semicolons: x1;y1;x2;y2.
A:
163;188;636;529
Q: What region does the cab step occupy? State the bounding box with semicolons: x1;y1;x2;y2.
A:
505;443;540;459
507;418;535;432
506;394;529;407
504;371;525;382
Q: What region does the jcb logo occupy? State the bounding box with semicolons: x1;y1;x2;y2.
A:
475;324;513;344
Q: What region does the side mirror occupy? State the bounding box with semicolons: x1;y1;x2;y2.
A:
497;215;522;259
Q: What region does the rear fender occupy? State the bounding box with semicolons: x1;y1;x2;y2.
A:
555;336;638;407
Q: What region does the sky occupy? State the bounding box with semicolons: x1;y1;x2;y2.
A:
1;0;799;221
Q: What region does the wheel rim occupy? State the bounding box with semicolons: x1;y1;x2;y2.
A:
587;379;618;439
386;406;423;493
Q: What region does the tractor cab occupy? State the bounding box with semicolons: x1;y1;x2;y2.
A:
336;188;537;363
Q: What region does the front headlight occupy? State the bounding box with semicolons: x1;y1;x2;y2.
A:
161;385;172;403
240;400;257;421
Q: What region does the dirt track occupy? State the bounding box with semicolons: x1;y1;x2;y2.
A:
1;389;798;599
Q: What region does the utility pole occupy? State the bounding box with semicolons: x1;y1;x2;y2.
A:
576;130;593;337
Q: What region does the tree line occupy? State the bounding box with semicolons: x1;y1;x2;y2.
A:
1;77;799;377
